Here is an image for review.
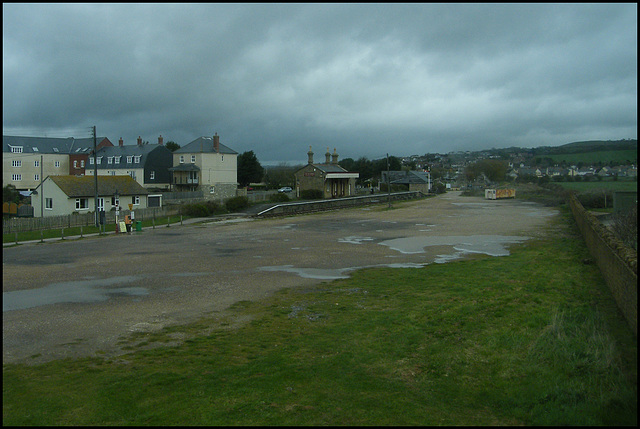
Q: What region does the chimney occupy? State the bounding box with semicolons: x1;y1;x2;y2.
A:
325;147;331;164
119;137;123;147
307;146;314;164
158;135;163;145
213;133;220;153
137;136;142;146
332;148;339;165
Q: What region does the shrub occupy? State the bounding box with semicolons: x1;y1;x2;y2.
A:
225;196;249;212
300;189;323;199
270;193;290;203
181;200;226;217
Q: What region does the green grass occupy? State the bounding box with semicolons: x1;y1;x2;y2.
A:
554;180;637;193
547;149;637;165
2;211;637;425
3;215;189;244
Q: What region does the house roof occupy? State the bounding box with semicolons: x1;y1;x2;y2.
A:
175;136;238;155
3;135;111;154
94;144;170;169
382;170;431;184
168;163;201;172
40;175;149;197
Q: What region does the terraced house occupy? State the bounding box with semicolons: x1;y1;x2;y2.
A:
89;135;173;190
3;135;113;192
169;133;238;200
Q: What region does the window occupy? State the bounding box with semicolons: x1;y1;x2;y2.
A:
111;196;120;207
129;171;136;180
97;198;104;211
32;147;39;152
80;160;85;168
150;171;155;180
73;160;78;168
108;157;113;164
221;155;224;162
97;157;102;164
134;156;141;164
55;161;60;167
110;171;116;176
90;158;94;165
10;146;23;153
12;174;22;181
53;147;59;153
191;155;196;163
209;186;215;194
34;160;39;167
75;198;89;210
126;156;133;163
34;174;39;181
12;160;21;167
133;195;140;205
45;198;53;210
179;155;184;164
115;156;121;163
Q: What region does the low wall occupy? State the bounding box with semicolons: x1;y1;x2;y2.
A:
255;191;424;218
567;193;637;335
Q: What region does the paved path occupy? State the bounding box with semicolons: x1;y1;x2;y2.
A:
3;192;559;364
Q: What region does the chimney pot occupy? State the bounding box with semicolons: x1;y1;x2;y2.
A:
158;135;163;145
332;148;339;164
325;147;331;164
119;137;123;147
137;136;142;146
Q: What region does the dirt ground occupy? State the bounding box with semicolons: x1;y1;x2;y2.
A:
3;191;559;365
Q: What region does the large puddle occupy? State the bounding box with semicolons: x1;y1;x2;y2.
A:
3;272;212;312
259;235;530;280
378;234;530;256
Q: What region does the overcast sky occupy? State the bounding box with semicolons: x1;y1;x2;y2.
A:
3;3;637;164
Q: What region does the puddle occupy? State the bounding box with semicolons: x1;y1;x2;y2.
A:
258;262;427;280
3;276;146;312
3;271;212;312
378;235;529;256
338;236;374;245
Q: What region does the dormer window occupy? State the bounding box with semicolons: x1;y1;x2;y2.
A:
127;156;133;163
134;156;141;164
10;145;23;153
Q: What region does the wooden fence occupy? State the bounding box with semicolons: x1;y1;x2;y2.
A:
2;205;182;234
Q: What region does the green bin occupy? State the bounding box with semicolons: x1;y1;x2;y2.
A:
135;221;142;232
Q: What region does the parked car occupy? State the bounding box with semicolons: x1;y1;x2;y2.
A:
278;186;293;193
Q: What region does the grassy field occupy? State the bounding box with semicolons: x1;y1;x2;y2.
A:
554;180;637;193
547;149;637;165
2;209;637;425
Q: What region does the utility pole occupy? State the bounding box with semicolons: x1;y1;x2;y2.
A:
40;154;43;218
387;153;391;209
93;126;99;227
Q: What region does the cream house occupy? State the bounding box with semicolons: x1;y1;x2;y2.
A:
169;133;238;200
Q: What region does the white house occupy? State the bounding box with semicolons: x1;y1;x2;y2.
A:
31;175;149;217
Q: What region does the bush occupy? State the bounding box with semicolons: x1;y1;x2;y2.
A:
225;196;249;212
181;200;226;217
300;189;323;199
270;193;290;203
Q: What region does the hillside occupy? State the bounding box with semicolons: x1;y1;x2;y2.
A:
532;139;637;155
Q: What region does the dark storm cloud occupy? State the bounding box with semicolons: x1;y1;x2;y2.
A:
3;3;637;163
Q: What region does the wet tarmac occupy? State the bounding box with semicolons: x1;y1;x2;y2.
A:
3;191;559;364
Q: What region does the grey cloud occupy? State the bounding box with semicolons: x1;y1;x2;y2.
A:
3;3;636;163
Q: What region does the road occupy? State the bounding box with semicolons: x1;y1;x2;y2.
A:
3;192;558;364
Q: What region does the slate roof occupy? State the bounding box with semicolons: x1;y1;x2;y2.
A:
175;136;238;154
382;171;431;184
168;163;201;172
40;175;149;197
3;135;110;154
94;144;170;169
